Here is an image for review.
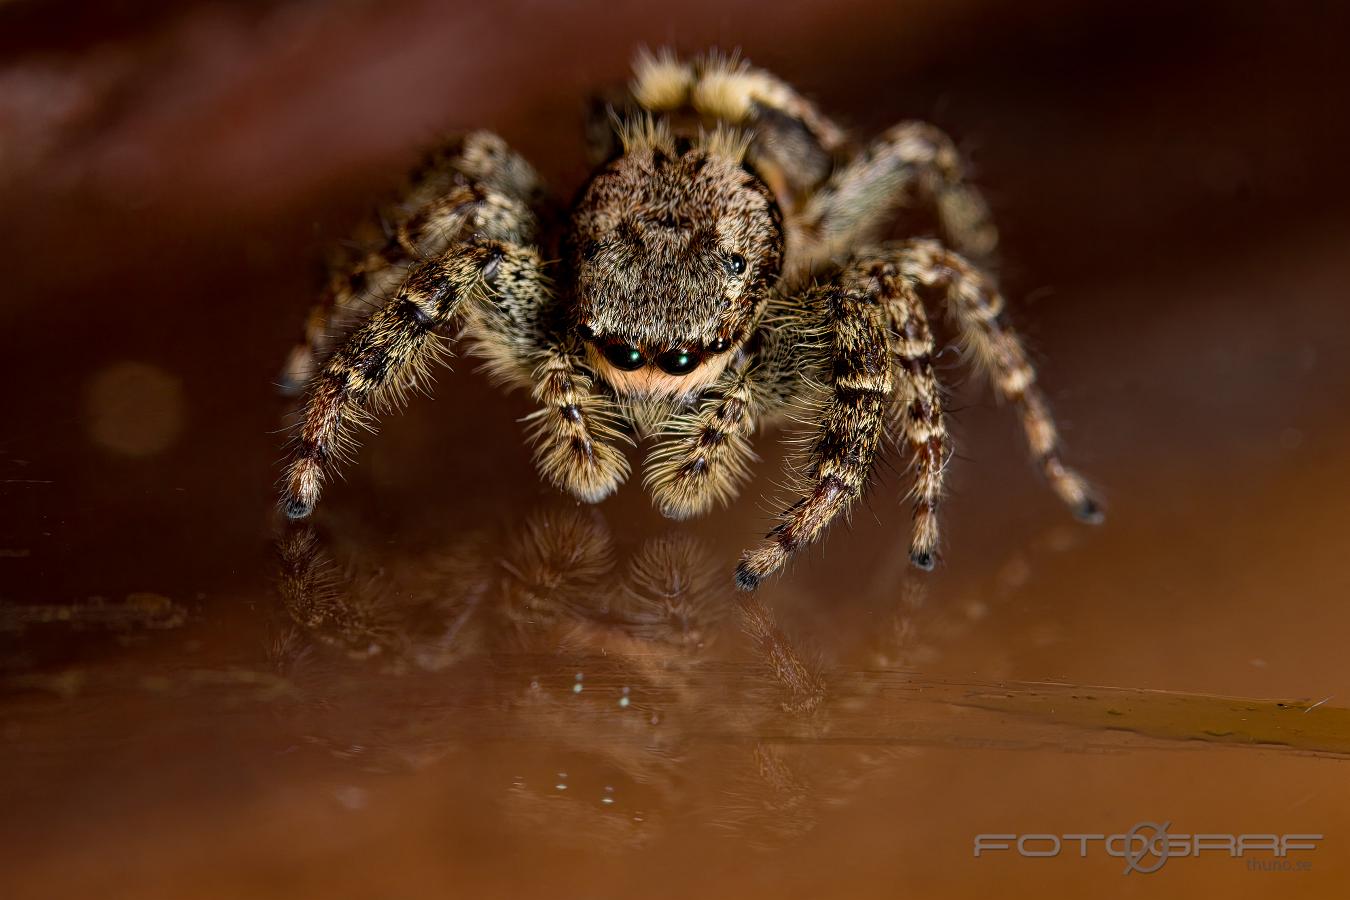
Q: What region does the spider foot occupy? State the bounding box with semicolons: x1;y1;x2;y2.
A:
1074;495;1106;525
733;561;764;593
909;549;938;571
281;454;322;520
283;497;315;521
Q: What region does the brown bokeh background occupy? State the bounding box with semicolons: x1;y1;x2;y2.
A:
3;1;1350;898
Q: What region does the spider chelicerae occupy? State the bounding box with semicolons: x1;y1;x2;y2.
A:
278;49;1102;591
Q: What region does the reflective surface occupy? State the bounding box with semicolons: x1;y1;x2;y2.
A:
4;2;1350;897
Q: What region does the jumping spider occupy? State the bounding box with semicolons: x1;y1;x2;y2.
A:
279;50;1102;591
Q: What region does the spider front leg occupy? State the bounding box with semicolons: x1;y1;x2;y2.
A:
735;286;895;591
895;239;1103;523
283;240;524;518
644;357;760;520
793;122;998;279
280;132;543;393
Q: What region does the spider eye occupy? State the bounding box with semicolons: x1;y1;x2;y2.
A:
725;253;747;276
655;348;703;376
707;336;731;354
602;341;646;371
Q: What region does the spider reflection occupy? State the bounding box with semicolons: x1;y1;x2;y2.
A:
271;507;936;849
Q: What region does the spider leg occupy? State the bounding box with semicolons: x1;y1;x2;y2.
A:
282;240;517;518
735;282;894;591
632;49;846;150
280;131;543;393
283;237;630;517
630;49;845;203
793;122;998;279
893;239;1102;523
850;254;951;569
643;356;760;520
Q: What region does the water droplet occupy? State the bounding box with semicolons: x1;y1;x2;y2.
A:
333;786;368;810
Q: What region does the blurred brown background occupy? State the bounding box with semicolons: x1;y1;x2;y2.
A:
3;1;1350;898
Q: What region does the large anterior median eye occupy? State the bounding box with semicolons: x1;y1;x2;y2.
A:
655;347;703;376
602;341;646;371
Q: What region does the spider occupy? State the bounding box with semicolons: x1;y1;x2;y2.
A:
278;50;1102;591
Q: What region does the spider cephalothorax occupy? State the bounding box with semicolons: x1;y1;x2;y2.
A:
569;121;782;399
279;50;1102;591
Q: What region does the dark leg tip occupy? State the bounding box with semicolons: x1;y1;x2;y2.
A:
282;497;314;521
1074;497;1105;525
734;563;762;593
909;549;937;572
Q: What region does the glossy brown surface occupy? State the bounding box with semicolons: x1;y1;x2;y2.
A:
3;2;1349;897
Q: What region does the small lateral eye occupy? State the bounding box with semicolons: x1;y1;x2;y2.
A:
725;253;747;276
655;348;703;376
707;336;732;354
602;341;646;371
